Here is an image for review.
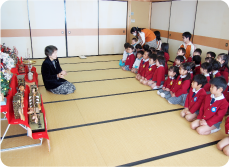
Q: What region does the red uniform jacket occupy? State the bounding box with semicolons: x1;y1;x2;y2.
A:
223;86;229;102
186;56;193;63
184;88;207;114
138;59;149;76
125;53;135;69
144;64;157;80
195;65;201;75
190;72;194;81
219;66;228;83
213;71;221;78
225;116;229;134
164;52;170;62
152;66;165;86
197;95;229;127
164;62;168;75
163;77;176;90
170;76;191;97
203;76;211;92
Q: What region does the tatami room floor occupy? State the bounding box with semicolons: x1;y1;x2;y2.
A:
1;55;229;166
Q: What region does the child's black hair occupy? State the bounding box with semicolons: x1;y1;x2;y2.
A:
124;43;130;49
211;59;221;71
209;76;227;92
161;43;169;53
132;38;137;42
201;62;212;73
45;45;58;57
149;47;156;52
154;31;161;41
218;53;229;69
188;62;195;71
135;44;142;49
193;74;208;88
178;48;186;55
137;50;144;56
182;32;192;41
157;51;164;57
193;55;201;64
169;66;179;79
194;48;202;55
207;51;216;58
127;45;134;50
149;53;157;61
176;55;184;63
144;50;152;56
180;62;191;81
205;57;213;63
143;44;149;51
156;56;165;67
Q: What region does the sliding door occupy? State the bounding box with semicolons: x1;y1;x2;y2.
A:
99;1;127;55
28;0;66;58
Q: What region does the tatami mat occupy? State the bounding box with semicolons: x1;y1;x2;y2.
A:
1;55;228;167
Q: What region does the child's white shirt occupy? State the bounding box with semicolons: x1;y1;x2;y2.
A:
122;50;128;61
133;57;143;69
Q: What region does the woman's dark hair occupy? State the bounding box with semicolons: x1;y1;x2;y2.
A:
154;31;161;41
161;43;169;54
137;50;144;56
193;55;201;64
201;62;212;73
180;62;191;81
143;44;149;51
135;44;142;49
193;74;208;88
156;56;165;67
211;59;221;71
157;51;164;57
209;76;227;92
124;43;130;49
207;51;216;58
218;53;229;69
169;66;179;79
130;27;145;34
45;45;58;57
176;55;184;63
182;32;192;40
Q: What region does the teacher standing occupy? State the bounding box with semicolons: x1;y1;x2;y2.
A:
130;27;157;48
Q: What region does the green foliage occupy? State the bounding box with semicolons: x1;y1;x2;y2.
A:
0;72;10;96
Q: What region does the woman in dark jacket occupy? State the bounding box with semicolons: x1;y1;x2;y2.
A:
41;45;75;94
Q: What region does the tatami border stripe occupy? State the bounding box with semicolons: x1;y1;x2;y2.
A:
117;140;220;167
38;76;135;87
1;108;183;139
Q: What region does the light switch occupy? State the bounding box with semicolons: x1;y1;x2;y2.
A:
131;19;135;23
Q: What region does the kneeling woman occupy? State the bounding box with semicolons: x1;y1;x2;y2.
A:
41;45;76;94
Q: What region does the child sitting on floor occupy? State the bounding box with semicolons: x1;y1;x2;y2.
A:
217;53;229;83
173;55;184;67
119;43;130;67
212;60;221;78
200;62;212;93
193;55;201;75
181;74;207;122
122;45;135;71
136;50;151;80
131;50;144;74
173;48;186;65
157;51;168;76
217;115;229;156
206;51;216;59
157;66;179;98
191;77;229;135
148;56;166;90
140;54;157;85
165;62;191;106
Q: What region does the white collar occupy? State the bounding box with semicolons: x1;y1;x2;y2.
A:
204;73;210;77
138;57;143;60
175;65;180;67
157;65;164;68
128;52;133;55
180;75;187;78
190;71;193;74
228;82;229;86
192;88;201;94
143;58;149;62
149;63;156;67
169;76;174;79
221;64;223;67
213;70;218;75
195;64;200;67
210;94;225;101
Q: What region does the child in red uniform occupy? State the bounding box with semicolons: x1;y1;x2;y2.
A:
131;50;144;74
173;48;186;65
193;55;201;75
165;63;191;105
140;54;157;85
200;62;212;93
181;74;207;122
217;116;229;156
191;77;229;135
206;51;216;59
173;56;184;68
217;53;229;83
122;45;136;71
212;60;221;78
157;51;168;76
161;43;170;63
157;66;179;98
136;50;150;80
148;56;165;90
